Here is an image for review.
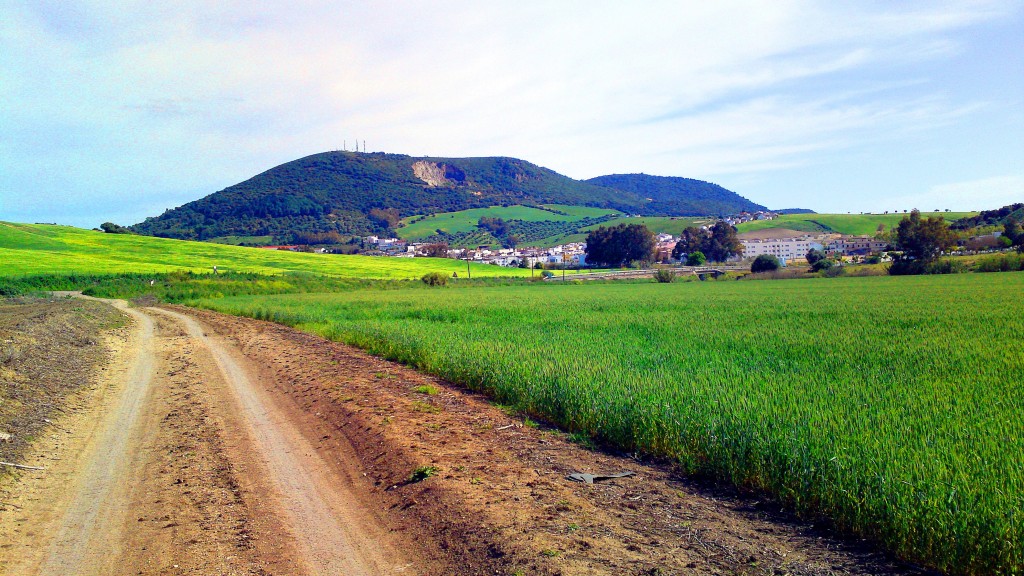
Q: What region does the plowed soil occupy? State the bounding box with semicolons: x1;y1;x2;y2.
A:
0;297;922;575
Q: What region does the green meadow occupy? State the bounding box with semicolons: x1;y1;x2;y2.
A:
737;212;978;236
0;222;529;279
396;204;618;240
580;215;712;235
2;218;1021;573
193;272;1023;574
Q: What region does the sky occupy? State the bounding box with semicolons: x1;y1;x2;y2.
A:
1;1;1022;228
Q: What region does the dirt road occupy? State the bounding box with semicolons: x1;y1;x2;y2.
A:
1;298;919;575
0;299;416;575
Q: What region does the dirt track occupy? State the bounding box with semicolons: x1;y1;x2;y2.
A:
1;298;920;575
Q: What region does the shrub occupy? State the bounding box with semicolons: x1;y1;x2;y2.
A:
751;254;781;273
421;272;448;286
925;259;968;275
975;253;1024;272
686;251;707;266
805;248;827;266
824;265;846;278
0;282;22;297
812;259;835;273
653;269;676;283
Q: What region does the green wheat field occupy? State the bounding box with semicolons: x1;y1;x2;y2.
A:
195;272;1023;574
2;221;1021;573
0;222;528;279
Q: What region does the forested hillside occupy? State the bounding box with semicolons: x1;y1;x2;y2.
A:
586;173;768;216
130;152;768;242
131;152;638;241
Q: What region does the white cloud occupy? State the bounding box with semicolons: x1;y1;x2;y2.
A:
1;0;1021;225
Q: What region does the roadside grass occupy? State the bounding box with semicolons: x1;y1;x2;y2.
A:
192;272;1024;574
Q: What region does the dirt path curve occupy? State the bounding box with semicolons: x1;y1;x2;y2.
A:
149;307;412;575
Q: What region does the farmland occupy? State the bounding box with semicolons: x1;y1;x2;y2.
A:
194;272;1024;574
396;204;619;239
736;212;978;236
0;222;529;279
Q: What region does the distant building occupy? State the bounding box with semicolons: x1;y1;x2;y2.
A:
741;237;823;261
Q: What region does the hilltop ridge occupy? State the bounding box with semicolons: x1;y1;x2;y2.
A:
130;151;770;242
585;173;768;216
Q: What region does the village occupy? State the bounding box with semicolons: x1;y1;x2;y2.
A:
350;211;895;268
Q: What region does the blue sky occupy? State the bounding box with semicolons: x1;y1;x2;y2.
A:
1;1;1022;228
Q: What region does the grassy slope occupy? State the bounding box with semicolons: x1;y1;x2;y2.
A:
0;223;529;279
396;204;619;240
197;273;1024;573
736;212;978;236
580;216;713;235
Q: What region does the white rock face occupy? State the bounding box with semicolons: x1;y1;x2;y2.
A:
412;161;451;187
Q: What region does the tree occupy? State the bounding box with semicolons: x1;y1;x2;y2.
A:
805;248;833;272
671;226;705;260
368;208;401;230
100;222;132;234
813;258;835;272
671;223;742;263
703;222;743;262
686;251;707;266
889;209;957;275
653;269;676;283
1005;218;1024;253
419;242;449;258
751;254;781;273
584;223;656;267
805;248;826;266
478;216;509;237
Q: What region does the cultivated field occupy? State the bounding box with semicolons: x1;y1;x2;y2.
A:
579;215;712;235
396;204;619;240
736;212;978;236
0;222;528;279
195;272;1024;574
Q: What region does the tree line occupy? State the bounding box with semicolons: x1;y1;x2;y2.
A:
584;221;743;267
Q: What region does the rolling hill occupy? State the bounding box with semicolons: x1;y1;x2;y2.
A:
129;151;769;243
735;212;978;236
0;222;528;279
586;174;768;216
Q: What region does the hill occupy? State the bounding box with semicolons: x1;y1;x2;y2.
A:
130;152;769;243
0;222;527;279
130;152;646;242
585;174;768;216
950;203;1024;230
395;204;620;248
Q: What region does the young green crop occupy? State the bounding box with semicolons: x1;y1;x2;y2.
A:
396;204;618;240
195;272;1024;574
0;222;529;279
735;212;977;236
